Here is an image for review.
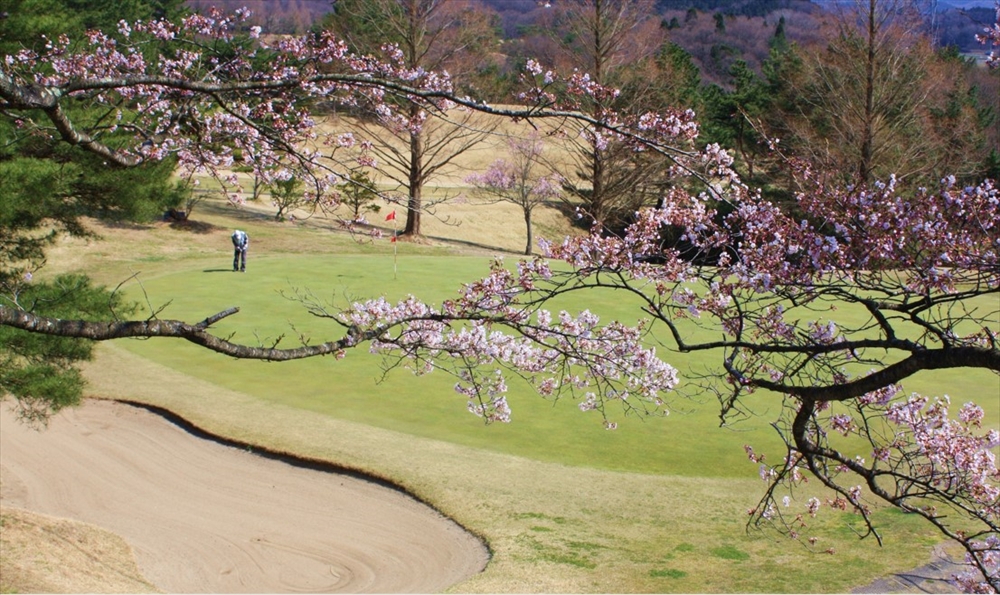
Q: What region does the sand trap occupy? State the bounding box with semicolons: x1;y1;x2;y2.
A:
0;399;488;593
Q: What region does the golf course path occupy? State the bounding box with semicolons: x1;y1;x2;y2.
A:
0;399;489;593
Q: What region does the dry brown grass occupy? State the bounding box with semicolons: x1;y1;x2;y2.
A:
310;108;582;187
0;507;157;594
199;110;588;255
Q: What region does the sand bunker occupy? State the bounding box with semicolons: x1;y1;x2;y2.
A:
0;399;488;593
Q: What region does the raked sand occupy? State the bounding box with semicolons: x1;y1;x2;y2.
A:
0;399;488;593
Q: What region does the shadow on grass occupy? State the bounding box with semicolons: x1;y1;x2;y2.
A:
425;234;522;256
95;219;155;231
196;197;277;224
167;219;220;234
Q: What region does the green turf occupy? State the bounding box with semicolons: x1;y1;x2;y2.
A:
118;252;999;480
119;253;786;477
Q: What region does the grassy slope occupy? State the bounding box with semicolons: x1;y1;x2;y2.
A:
31;197;1000;593
0;507;158;594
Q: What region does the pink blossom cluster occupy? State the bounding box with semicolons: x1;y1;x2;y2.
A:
958;535;1000;593
513;61;710;178
465;135;563;208
977;3;1000;68
885;397;1000;507
2;8;461;207
333;259;678;424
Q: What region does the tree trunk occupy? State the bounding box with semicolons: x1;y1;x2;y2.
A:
404;114;424;237
591;148;605;228
859;0;877;185
523;207;534;255
403;1;423;238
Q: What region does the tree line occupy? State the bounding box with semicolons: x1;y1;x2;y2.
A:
318;0;998;237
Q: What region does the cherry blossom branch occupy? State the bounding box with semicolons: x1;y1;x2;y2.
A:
0;304;358;360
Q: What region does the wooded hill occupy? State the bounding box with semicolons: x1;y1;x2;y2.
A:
186;0;997;82
187;0;995;53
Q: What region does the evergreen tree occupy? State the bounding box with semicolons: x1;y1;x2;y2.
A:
652;43;703;111
770;15;787;51
701;60;768;178
0;0;189;418
338;170;382;223
0;275;133;424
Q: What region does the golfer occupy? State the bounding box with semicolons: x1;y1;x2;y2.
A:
231;229;249;272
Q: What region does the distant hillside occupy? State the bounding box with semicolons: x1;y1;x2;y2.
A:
928;0;995;8
653;0;817;15
812;0;993;7
185;0;331;32
937;5;997;51
183;0;994;55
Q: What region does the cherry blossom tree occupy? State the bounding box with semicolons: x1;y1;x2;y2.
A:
1;6;998;590
465;132;562;255
0;4;707;413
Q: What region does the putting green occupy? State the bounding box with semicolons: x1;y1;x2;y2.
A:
118;253;784;478
118;253;999;481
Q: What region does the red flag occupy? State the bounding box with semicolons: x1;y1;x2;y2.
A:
390;235;397;243
385;210;396;221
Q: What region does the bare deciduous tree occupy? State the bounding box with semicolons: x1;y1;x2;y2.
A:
325;0;500;237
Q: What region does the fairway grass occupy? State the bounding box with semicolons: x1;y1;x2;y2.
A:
36;198;1000;592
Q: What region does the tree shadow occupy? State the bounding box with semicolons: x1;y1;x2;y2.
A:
92;212;221;234
424;234;522;255
851;546;965;594
545;198;590;230
95;220;155;231
167;219;220;234
198;200;277;224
